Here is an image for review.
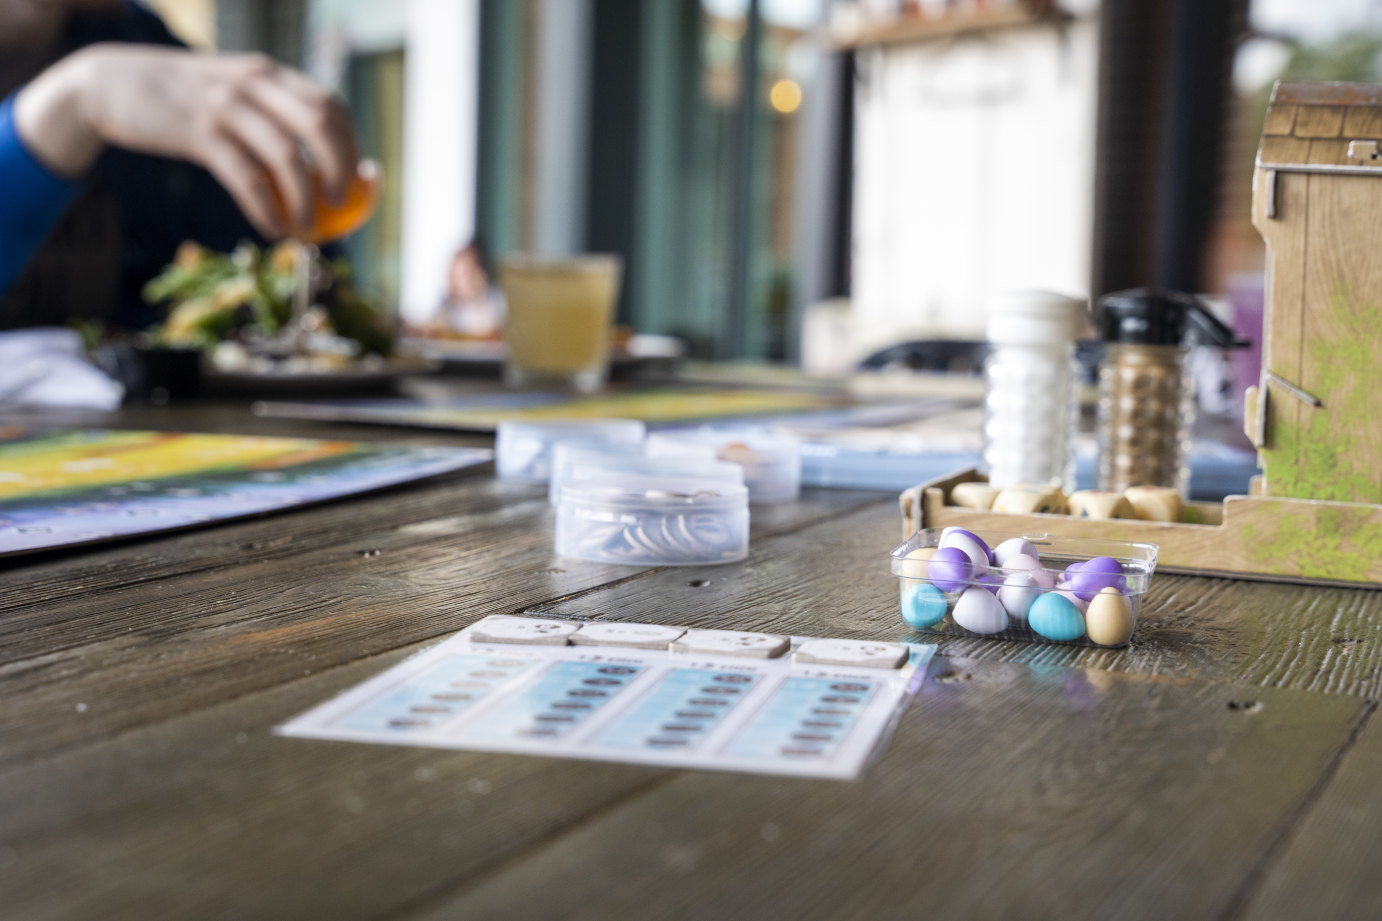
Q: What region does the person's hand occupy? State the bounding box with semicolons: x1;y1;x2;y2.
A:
14;44;360;239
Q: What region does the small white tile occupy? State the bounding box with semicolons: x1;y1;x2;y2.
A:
791;638;909;669
669;628;789;659
468;615;579;646
569;622;687;649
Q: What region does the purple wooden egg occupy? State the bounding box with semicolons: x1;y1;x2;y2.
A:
976;573;1004;594
939;528;991;571
926;546;973;593
1070;556;1126;601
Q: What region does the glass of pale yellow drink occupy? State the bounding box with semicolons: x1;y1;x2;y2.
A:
499;254;623;393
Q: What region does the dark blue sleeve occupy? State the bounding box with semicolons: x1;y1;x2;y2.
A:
0;92;81;295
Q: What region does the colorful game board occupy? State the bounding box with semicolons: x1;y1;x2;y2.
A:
0;429;490;557
254;386;855;432
279;615;935;780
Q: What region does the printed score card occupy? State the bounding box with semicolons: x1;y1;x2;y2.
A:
278;616;936;780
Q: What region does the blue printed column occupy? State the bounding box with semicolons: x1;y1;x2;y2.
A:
464;661;643;740
337;654;533;732
591;668;759;752
721;677;876;760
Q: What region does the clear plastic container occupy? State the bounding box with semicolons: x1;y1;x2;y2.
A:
494;418;645;482
550;445;743;504
983;292;1085;493
556;474;749;566
548;441;646;504
646;428;800;504
888;528;1158;647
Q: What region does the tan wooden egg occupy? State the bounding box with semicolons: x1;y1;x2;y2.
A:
1069;490;1137;519
1123;485;1182;522
898;546;937;579
1085;587;1135;646
951;481;999;510
992;484;1068;515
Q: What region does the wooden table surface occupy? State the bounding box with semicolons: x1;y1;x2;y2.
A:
5;403;1382;921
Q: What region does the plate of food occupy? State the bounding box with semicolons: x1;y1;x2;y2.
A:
138;240;430;397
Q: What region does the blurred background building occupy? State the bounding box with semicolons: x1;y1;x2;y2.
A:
143;0;1382;366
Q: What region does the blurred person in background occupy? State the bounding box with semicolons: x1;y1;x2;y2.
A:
0;0;361;329
432;239;505;340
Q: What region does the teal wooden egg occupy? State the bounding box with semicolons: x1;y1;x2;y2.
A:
1028;592;1086;642
901;582;949;629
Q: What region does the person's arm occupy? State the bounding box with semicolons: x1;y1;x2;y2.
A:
11;44;358;248
0;92;81;294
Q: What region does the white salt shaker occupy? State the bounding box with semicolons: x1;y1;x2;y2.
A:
983;291;1087;493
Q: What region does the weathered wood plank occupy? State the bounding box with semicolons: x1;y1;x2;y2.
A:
537;501;1382;698
0;647;673;921
411;663;1364;921
0;488;890;768
1234;702;1382;921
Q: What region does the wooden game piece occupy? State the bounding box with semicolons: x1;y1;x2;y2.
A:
950;482;999;510
670;629;790;659
1068;490;1136;519
1123;486;1183;522
569;622;687;649
469;615;579;646
792;638;909;669
992;484;1068;516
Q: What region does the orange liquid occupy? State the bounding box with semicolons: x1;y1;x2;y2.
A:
273;160;380;244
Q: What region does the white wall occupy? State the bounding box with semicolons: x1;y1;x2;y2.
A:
399;0;480;322
850;18;1100;352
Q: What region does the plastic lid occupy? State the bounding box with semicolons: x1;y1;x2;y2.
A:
549;446;742;504
566;456;744;485
1097;288;1249;347
985;291;1089;346
558;473;749;510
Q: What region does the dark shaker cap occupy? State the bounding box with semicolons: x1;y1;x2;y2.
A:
1097;288;1248;348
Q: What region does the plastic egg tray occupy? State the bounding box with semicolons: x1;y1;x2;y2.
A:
888;528;1158;647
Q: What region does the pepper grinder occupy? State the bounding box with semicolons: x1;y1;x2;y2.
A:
1095;289;1247;496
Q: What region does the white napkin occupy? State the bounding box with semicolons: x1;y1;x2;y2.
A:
0;328;124;410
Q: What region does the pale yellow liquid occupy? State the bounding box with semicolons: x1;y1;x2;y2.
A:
500;258;621;387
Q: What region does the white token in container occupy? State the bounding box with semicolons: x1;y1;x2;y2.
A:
570;622;687;649
670;628;790;659
792;638;908;669
469;615;580;646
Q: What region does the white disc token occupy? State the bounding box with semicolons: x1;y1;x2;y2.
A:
792;639;908;669
468;615;579;646
670;628;790;659
570;622;687;649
